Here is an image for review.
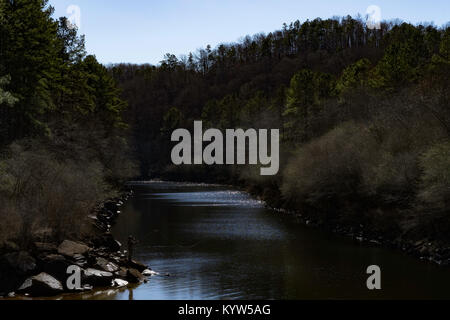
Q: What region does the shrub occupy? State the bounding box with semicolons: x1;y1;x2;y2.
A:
413;141;450;239
281;122;376;216
0;142;111;247
418;142;450;211
361;150;420;207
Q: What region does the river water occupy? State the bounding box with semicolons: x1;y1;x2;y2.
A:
98;181;450;300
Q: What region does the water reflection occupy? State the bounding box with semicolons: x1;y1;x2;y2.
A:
98;182;450;300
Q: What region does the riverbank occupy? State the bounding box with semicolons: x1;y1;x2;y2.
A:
157;173;450;267
261;204;450;267
0;190;153;298
244;184;450;267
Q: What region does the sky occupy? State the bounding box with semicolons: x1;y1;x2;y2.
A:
49;0;450;65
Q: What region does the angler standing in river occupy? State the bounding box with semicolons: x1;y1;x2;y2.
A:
128;235;139;262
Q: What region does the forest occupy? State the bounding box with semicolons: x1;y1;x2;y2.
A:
1;0;450;255
0;0;137;249
111;15;450;245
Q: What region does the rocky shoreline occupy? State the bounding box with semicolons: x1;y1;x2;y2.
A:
229;179;450;268
0;190;155;298
265;205;450;267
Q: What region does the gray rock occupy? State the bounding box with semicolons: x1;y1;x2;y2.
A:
112;279;128;288
83;268;114;287
58;240;90;257
95;257;119;273
18;273;63;297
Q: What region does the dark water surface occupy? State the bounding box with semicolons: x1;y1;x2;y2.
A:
100;181;449;300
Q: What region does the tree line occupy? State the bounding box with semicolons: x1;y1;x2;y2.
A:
112;16;450;243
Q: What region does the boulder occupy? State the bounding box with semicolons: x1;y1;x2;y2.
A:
3;251;36;275
58;240;90;257
127;268;145;283
112;279;128;288
95;257;119;273
83;268;114;287
18;273;63;297
127;259;148;273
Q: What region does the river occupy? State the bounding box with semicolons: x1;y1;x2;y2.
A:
92;181;450;300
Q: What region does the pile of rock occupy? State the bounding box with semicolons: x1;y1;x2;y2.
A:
0;190;156;298
1;237;153;298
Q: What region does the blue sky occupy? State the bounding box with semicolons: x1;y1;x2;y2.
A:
49;0;450;65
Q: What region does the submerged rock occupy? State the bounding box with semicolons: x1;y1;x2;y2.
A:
18;273;63;297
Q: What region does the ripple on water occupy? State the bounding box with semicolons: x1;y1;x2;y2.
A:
145;191;265;208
